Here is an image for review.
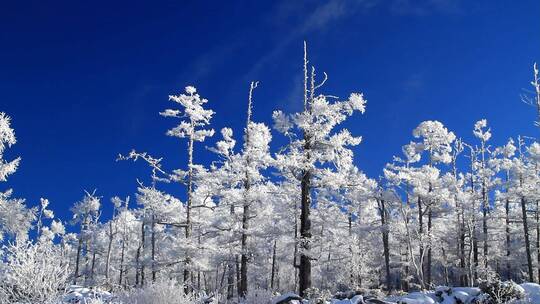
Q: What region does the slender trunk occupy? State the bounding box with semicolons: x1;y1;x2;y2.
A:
105;220;115;282
299;167;312;297
135;220;145;287
480;141;489;272
239;183;250;297
298;41;312;298
505;196;511;280
84;239;90;284
227;261;234;300
471;176;479;284
219;264;226;291
227;205;235;299
379;198;391;290
427;208;432;286
74;232;83;284
119;237;126;286
536;200;540;283
482;186;489;271
519;167;534;282
141;220;145;286
521;195;534;282
151;213;156;282
183;132;195;294
239;81;258;298
460;205;467;285
348;213;355;287
293;201;299;291
271;240;277;290
236;256;241;296
135;242;141;287
90;245;96;284
403;183;411;291
418;197;425;288
442;247;450;286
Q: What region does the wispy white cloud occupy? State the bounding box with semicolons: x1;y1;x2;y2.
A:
244;0;374;81
178;40;243;84
390;0;462;16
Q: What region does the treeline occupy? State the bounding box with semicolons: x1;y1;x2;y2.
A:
0;48;539;302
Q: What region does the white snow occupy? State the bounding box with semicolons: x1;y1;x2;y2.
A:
521;283;540;303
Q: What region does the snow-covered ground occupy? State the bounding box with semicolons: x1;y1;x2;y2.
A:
270;283;540;304
58;282;540;304
62;286;114;303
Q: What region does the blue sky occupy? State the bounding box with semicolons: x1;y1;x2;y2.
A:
0;0;539;222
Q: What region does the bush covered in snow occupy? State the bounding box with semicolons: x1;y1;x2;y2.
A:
241;287;274;304
0;240;70;304
478;279;525;303
304;287;334;303
117;279;209;304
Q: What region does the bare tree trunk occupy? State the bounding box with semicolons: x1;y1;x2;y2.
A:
442;247;450;286
227;261;234;300
427;207;432;287
119;238;126;286
271;240;277;290
74;232;83;284
141;220;145;286
536;200;540;283
378;198;391;290
482;189;489;272
90;245;96;284
505;196;511;280
298;41;312;298
236;255;241;296
418;197;425;289
299;167;312;297
239;183;250;298
293;201;299;292
519;163;534;282
460;205;467;285
135;221;145;287
151;213;156;282
227;202;235;300
105;220;115;283
239;81;258;298
184;133;194;294
521;195;534;282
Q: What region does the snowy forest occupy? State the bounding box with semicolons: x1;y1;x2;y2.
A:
2;43;540;303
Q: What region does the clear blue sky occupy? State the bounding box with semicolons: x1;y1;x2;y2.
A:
1;0;539;222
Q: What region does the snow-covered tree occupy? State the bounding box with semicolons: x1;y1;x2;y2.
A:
272;42;367;296
0;112;34;242
161;86;215;292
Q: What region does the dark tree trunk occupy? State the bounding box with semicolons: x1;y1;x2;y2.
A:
536;200;540;283
227;262;235;300
418;197;425;288
184;134;194;294
482;182;489;271
74;233;83;284
299;167;312;297
505;197;511;280
151;214;156;282
141;220;145;286
378;199;391;290
119;238;125;286
236;256;241;297
427;208;432;287
460;205;467;285
520;174;534;282
239;198;249;297
271;240;277;290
